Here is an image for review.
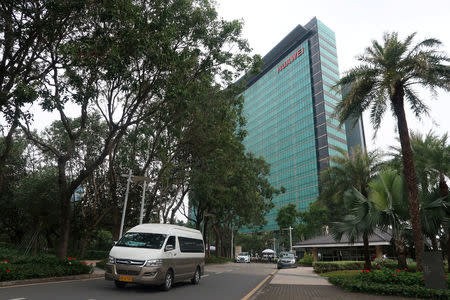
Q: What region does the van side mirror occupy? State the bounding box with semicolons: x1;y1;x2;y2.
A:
112;241;117;247
165;244;174;252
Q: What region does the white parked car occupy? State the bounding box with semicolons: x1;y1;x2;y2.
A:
236;252;250;263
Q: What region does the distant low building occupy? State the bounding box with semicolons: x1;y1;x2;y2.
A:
293;228;392;261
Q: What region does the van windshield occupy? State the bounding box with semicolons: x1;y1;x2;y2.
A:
116;232;167;249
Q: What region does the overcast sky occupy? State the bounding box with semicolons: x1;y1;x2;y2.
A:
216;0;450;152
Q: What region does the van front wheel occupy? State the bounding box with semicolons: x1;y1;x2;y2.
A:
161;270;173;291
191;267;200;285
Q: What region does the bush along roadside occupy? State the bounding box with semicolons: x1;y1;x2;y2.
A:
298;253;314;266
313;261;365;273
328;268;450;299
205;256;234;264
95;258;108;270
0;256;93;281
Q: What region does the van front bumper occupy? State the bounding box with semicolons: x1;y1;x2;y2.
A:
105;263;166;285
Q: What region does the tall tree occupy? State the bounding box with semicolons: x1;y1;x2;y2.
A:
331;188;378;270
0;1;83;194
410;132;450;268
335;33;450;270
320;146;380;222
16;0;253;258
369;169;410;269
321;146;379;269
295;201;328;241
276;203;299;230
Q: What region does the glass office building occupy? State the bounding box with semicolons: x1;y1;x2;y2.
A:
242;17;364;231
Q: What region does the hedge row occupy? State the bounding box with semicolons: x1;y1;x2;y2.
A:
205;256;234;264
329;276;450;299
47;249;109;260
313;261;365;273
0;246;109;261
0;247;92;281
313;260;419;273
0;258;92;281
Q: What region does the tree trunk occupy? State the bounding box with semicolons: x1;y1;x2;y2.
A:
441;174;450;272
109;152;121;241
208;229;211;258
363;232;372;270
56;159;71;259
395;238;407;270
214;225;221;257
202;216;208;244
447;232;450;273
32;222;43;256
111;206;120;241
80;230;92;259
391;87;424;271
0;108;19;196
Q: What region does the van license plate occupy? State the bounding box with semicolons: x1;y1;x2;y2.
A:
119;275;133;282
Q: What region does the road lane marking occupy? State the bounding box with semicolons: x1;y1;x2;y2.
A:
201;274;209;278
241;269;277;300
0;277;103;289
8;298;26;300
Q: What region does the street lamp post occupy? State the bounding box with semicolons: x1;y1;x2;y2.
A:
282;226;293;252
119;171;151;238
119;170;133;239
139;180;146;224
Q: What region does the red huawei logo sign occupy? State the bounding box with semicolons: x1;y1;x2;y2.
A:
277;47;304;73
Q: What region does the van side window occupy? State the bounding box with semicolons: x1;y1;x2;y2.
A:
178;237;204;253
166;236;176;249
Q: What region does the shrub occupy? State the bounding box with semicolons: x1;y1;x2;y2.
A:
329;276;450;299
95;258;108;270
327;268;450;299
67;250;110;260
298;253;314;266
205;256;234;264
319;270;361;278
372;258;417;272
0;248;93;281
313;261;364;273
372;258;397;269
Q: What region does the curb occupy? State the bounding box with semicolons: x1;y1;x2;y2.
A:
241;268;278;300
0;271;105;288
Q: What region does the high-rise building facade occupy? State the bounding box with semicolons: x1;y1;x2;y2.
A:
242;17;364;231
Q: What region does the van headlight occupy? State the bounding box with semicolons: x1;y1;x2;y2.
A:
108;256;115;264
145;259;163;267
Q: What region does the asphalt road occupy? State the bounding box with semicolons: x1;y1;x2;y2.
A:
1;263;276;300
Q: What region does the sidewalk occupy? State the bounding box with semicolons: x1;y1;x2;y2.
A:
254;267;408;300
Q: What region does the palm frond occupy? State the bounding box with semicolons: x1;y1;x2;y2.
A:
403;87;429;119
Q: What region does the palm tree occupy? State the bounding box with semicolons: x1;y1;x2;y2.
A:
418;132;450;270
321;146;379;269
335;32;450;270
369;169;410;269
331;188;378;270
320;146;380;222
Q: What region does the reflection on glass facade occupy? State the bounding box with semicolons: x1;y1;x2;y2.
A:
242;18;358;231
